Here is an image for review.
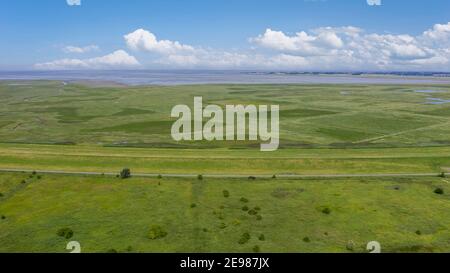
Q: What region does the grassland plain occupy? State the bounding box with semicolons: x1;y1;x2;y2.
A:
0;172;449;253
0;81;450;253
1;81;450;147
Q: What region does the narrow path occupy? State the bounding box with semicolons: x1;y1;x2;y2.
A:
355;121;450;144
0;168;447;179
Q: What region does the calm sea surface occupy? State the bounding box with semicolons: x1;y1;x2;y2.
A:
1;70;450;86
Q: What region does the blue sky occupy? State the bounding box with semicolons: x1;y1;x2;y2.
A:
1;0;450;71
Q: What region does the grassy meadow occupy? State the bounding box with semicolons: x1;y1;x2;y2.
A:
0;172;449;253
0;81;449;252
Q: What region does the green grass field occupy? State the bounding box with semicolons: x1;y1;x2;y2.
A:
0;81;449;253
1;172;449;253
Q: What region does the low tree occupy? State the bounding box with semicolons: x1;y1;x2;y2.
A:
120;168;131;179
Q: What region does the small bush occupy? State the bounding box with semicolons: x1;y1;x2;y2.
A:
238;233;251;244
0;192;3;197
256;215;262;221
203;228;208;233
190;203;197;208
223;190;230;198
322;207;331;215
415;230;422;235
147;225;168;240
1;215;6;220
242;206;249;211
126;246;133;252
120;168;131;179
157;174;163;179
57;228;74;239
36;175;42;180
434;188;444;195
303;237;310;243
259;234;265;241
254;207;261;211
232;219;241;226
438;172;446;178
253;245;261;253
272;175;277;179
219;205;225;210
248;209;258;215
197;174;203;181
248;176;256;181
32;171;37;176
346;241;355;251
219;223;227;229
240;197;249;203
21;180;26;184
107;249;118;253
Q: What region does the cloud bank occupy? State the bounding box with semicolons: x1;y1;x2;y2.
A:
35;22;450;71
35;50;139;70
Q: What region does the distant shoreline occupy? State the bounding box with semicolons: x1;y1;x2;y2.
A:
1;70;450;86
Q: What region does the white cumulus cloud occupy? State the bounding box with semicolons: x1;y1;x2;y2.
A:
66;0;81;6
367;0;381;6
63;45;99;54
124;29;195;55
35;50;140;70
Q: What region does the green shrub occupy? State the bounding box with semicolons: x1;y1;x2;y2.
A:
258;234;265;241
346;241;355;251
32;171;37;176
197;174;203;181
202;228;208;233
120;168;131;179
223;190;230;198
322;207;331;215
248;209;258;215
57;228;74;239
238;233;251;244
147;225;168;240
434;188;444;195
253;245;261;253
219;223;227;229
254;207;261;211
157;174;163;179
256;215;262;221
248;176;256;181
36;175;42;180
107;249;118;253
21;180;26;184
438;172;446;178
415;230;422;235
126;246;133;252
240;197;249;203
272;175;277;179
242;206;249;211
190;203;197;208
303;237;310;243
0;193;3;197
1;215;6;220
